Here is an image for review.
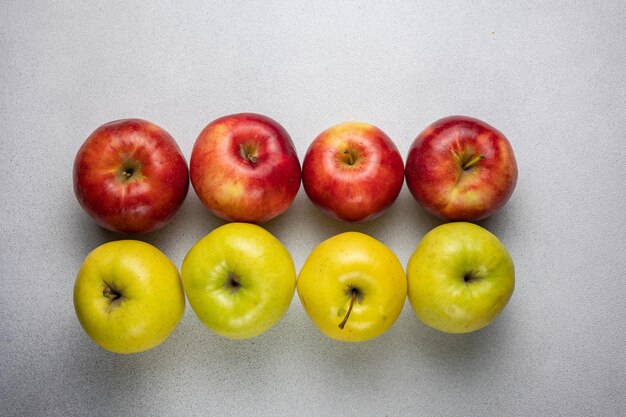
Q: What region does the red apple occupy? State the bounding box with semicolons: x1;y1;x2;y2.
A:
73;119;189;233
190;113;301;223
302;122;404;222
405;116;518;221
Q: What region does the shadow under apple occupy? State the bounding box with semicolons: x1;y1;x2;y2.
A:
62;331;157;412
405;308;518;376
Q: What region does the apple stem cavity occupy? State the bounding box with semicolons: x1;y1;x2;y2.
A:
461;154;485;171
103;285;121;301
239;143;258;164
225;272;242;294
118;160;141;182
338;287;361;330
342;149;358;166
463;271;481;284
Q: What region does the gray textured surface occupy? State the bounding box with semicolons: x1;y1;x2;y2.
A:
1;1;625;416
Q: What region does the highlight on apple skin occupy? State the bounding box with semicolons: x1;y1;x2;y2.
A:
302;122;405;222
190;113;301;224
73;118;189;234
405;116;517;221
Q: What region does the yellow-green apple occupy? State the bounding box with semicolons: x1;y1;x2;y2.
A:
190;113;301;223
405;116;517;221
301;122;404;222
297;232;407;342
407;222;515;334
73;119;189;233
73;240;185;354
181;222;296;339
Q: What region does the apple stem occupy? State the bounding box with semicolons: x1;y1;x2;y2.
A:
343;149;355;165
240;143;258;164
103;286;121;300
338;288;358;330
462;154;485;170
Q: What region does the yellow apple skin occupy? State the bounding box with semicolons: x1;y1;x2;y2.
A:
297;232;407;342
181;223;296;339
407;222;515;334
73;240;185;354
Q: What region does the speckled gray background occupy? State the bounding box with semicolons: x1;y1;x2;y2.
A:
1;1;625;416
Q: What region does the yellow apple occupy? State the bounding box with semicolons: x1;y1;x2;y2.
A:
181;222;296;339
407;222;515;333
73;240;185;354
297;232;407;342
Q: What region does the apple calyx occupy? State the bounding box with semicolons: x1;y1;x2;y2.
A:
338;287;362;329
461;154;485;171
239;142;259;164
225;272;242;294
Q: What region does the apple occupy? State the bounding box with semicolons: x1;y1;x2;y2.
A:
190;113;301;223
297;232;407;342
301;122;404;222
73;118;189;234
407;222;515;334
405;116;517;221
181;222;296;339
73;240;186;354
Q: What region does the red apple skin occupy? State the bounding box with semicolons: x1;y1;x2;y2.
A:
73;119;189;234
302;122;404;222
190;113;301;223
405;116;518;221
